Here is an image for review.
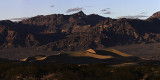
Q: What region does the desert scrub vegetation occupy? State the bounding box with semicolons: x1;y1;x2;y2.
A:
0;62;160;80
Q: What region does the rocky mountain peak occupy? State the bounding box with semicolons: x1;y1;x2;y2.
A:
149;11;160;19
73;11;86;16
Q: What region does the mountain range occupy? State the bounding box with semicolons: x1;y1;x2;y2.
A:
0;11;160;51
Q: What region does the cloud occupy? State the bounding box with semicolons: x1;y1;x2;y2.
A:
140;12;147;14
101;8;110;12
101;8;112;14
118;15;148;19
66;7;83;13
104;11;111;14
10;17;30;21
50;5;54;7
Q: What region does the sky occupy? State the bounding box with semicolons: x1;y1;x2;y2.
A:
0;0;160;20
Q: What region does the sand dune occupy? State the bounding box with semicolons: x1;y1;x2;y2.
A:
34;55;47;60
86;49;96;54
20;58;28;61
69;49;113;59
19;49;144;65
103;49;133;57
20;55;47;62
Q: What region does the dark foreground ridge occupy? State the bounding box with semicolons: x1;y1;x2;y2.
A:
1;62;160;80
0;11;160;51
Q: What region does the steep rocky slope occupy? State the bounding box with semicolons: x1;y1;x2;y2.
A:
149;11;160;20
0;11;160;51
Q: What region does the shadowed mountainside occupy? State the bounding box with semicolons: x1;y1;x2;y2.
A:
0;11;160;51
